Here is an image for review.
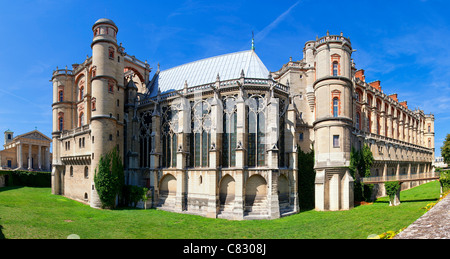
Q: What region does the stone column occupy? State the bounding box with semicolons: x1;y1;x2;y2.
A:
45;146;50;171
28;144;32;170
38;145;42;170
206;92;222;218
235;93;246;168
17;143;23;169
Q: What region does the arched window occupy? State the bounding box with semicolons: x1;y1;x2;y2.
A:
190;99;212;168
161;105;178;168
333;97;339;117
79;112;84;127
332;61;339;76
247;95;266;167
84;166;89;179
59;90;64;102
70;166;73;177
139;111;152;168
278;99;288;168
58;113;64;131
79;86;84;101
223;96;237;168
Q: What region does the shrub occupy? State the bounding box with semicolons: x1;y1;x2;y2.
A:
440;170;450;193
94;147;123;209
385;181;400;202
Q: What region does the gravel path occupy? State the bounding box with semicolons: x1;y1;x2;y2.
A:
394;193;450;239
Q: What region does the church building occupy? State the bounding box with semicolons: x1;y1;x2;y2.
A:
51;18;435;219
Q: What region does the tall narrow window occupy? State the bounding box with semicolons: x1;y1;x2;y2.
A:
79;86;84;101
109;47;115;59
139;111;152;168
161;105;178;168
377;116;380;135
191;100;212;168
278;99;287;168
223;96;237;168
356;112;361;130
79;112;84;127
247;95;266;167
333;97;339;117
59;116;64;131
332;61;339;76
59;90;64;102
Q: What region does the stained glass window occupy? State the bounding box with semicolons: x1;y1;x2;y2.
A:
223;96;237;167
191;99;211;168
139;111;152;168
161;105;178;168
247;95;266;167
278;99;287;168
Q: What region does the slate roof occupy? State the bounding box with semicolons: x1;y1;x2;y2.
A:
148;50;270;97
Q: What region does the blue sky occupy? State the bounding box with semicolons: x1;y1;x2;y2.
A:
0;0;449;157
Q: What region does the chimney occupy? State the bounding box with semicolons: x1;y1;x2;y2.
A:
355;69;365;82
369;80;381;91
399;101;408;109
388;94;398;102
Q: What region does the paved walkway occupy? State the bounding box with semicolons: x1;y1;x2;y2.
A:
394;193;450;239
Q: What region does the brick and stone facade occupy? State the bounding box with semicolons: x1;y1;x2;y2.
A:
51;20;434;218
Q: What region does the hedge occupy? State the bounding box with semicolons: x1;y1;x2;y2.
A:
0;170;51;187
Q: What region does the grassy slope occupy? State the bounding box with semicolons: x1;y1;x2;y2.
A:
0;181;441;239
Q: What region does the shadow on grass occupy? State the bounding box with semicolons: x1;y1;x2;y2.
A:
0;185;23;193
373;198;438;204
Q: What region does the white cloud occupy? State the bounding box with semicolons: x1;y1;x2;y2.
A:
254;1;301;43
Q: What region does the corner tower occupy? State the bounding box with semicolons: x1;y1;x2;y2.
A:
90;18;125;208
312;32;354;211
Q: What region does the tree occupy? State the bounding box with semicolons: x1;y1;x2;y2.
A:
441;134;450;164
351;144;374;202
94;147;123;209
361;144;374;177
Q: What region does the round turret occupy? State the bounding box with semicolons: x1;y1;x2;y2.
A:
92;18;118;47
312;32;355;211
89;18;124;208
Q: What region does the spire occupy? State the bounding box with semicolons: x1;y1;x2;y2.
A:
251;31;255;51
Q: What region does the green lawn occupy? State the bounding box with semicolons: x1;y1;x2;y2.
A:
0;181;442;239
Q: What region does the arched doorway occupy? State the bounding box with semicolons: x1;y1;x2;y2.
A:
245;175;267;214
219;174;235;213
158;174;177;208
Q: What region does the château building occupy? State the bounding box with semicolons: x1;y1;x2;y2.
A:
51;18;434;219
